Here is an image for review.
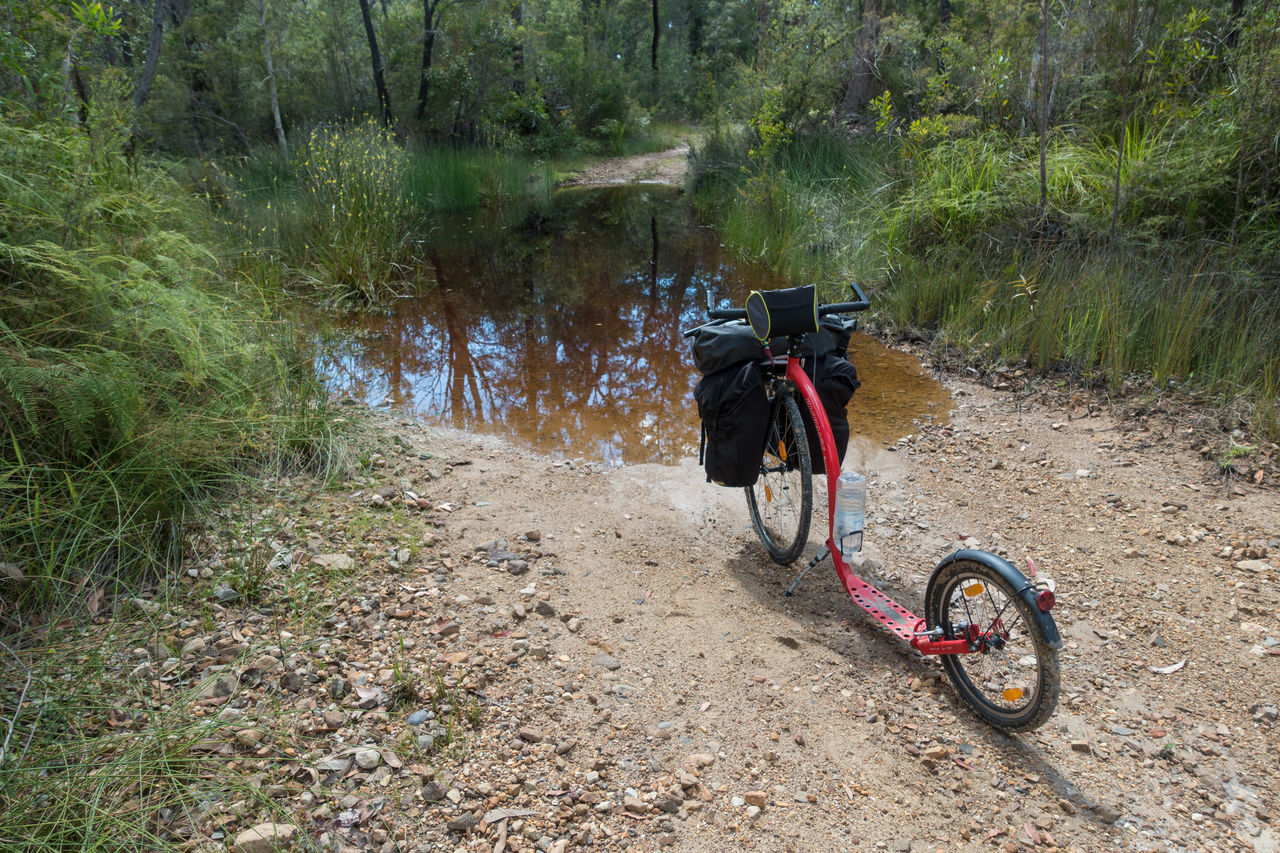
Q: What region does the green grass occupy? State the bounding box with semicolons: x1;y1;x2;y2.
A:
403;146;554;213
691;125;1280;440
0;611;281;852
0;117;344;611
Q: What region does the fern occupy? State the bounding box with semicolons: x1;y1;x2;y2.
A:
0;115;343;607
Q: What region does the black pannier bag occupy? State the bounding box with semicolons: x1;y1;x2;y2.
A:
795;353;860;474
783;315;861;475
694;360;771;487
689;310;859;485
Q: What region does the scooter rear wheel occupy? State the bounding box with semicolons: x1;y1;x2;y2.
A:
925;559;1059;730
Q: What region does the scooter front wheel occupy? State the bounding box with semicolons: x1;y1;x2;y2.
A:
925;558;1059;730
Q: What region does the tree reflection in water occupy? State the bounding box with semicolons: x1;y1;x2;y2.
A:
321;186;951;465
321;187;781;465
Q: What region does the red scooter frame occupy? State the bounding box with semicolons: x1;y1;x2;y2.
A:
786;361;977;655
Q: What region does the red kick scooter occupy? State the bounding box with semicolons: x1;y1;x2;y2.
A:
690;283;1060;730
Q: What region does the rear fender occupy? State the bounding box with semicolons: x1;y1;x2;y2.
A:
927;550;1063;650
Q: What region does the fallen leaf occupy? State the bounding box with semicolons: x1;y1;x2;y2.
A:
1024;822;1042;845
1025;556;1038;577
379;748;402;769
1149;658;1186;674
1255;469;1265;484
86;588;104;616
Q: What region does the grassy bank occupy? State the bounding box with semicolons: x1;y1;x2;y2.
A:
0;114;346;849
218;121;693;304
691;127;1280;440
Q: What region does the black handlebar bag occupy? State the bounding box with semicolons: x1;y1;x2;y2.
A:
746;285;819;341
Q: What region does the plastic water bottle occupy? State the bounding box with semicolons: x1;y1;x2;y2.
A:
834;470;866;562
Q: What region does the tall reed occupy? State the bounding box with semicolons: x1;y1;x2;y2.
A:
691;125;1280;439
0;120;340;609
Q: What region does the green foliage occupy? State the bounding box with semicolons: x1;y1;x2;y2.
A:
694;124;1280;440
403;146;552;213
0;118;340;608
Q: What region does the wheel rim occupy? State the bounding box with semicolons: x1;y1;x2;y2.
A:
939;573;1044;718
747;401;809;560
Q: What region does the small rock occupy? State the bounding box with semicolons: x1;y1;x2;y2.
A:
445;813;478;834
591;653;620;671
127;597;162;614
534;600;556;617
1058;798;1077;815
0;562;27;585
507;560;530;576
623;795;650;813
279;672;305;693
314;554;355;572
354;748;381;770
1252;704;1279;723
743;790;767;807
407;710;429;726
234;728;267;748
518;727;544;743
1092;801;1123;823
655;793;682;814
232;823;297;853
745;805;762;820
891;839;912;853
688;752;715;769
525;530;542;542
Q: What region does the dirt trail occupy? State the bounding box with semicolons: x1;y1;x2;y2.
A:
340;378;1275;853
560;145;692;187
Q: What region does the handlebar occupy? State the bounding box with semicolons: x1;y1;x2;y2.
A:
698;281;870;327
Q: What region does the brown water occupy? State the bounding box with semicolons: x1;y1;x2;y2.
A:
321;186;949;465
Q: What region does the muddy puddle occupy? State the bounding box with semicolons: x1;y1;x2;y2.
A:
321;186;950;465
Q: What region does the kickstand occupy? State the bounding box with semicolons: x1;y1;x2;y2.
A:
785;547;829;597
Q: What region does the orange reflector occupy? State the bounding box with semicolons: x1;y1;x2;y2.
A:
778;441;787;462
765;485;773;502
1002;687;1025;702
963;582;985;598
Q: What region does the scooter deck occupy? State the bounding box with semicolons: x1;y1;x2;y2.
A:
828;537;921;644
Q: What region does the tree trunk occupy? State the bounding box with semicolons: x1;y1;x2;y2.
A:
415;0;438;120
939;0;952;26
839;0;882;120
134;0;167;110
1037;0;1048;217
651;0;659;72
511;1;525;95
258;0;287;156
358;0;393;126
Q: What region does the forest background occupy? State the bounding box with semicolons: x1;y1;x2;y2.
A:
4;0;1280;602
2;0;1279;846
